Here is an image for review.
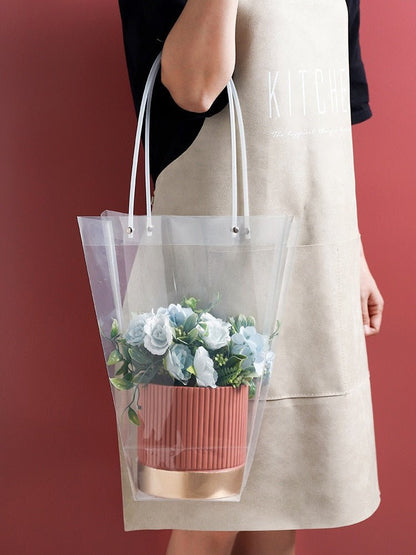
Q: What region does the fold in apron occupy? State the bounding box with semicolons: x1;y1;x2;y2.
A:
118;0;381;530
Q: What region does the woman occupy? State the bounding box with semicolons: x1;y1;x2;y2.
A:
117;1;384;553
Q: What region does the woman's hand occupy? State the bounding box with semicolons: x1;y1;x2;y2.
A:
160;0;239;113
359;239;384;336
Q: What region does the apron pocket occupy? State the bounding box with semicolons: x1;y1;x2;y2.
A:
266;234;369;400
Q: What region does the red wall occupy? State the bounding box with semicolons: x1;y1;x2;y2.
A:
1;1;414;553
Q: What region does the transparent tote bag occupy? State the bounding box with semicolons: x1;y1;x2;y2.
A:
78;51;300;502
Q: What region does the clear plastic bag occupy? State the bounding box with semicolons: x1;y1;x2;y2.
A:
78;52;300;502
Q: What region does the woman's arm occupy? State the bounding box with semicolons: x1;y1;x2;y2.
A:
359;239;384;336
160;0;238;113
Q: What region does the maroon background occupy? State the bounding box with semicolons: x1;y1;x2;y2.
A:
1;1;415;553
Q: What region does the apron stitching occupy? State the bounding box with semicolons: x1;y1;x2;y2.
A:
265;374;370;401
295;232;361;248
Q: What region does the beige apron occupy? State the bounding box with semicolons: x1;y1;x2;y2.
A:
118;0;381;530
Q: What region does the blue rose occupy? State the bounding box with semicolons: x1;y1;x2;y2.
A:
124;311;152;346
143;312;173;355
165;344;193;384
193;346;218;387
168;304;194;327
231;326;268;369
254;349;275;378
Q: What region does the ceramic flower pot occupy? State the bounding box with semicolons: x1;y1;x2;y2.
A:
137;383;249;499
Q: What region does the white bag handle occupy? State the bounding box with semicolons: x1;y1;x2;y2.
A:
127;51;250;237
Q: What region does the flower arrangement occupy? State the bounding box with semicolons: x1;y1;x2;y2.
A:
105;295;278;425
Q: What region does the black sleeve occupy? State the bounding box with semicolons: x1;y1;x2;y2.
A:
346;0;373;124
118;0;373;185
118;0;228;185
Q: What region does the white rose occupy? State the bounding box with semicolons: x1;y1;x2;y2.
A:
197;312;231;350
193;346;218;388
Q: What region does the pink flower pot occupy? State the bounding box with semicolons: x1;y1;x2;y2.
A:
137;383;249;499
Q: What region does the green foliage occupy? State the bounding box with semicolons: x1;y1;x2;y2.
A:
110;319;119;338
248;381;257;399
128;407;140;426
107;349;123;365
228;314;256;334
183;313;198;333
129;346;152;367
216;364;241;386
118;340;131;360
109;376;135;390
182;296;199;311
270;319;281;340
227;354;246;367
181;292;220;315
185;327;199;343
215;352;250;387
186;365;196;376
216;364;257;388
115;361;129;376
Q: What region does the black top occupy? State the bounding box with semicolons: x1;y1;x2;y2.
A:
118;0;372;185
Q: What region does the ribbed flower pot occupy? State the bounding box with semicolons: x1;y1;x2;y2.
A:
137;383;249;499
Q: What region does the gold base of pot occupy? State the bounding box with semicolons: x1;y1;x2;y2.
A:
138;462;245;499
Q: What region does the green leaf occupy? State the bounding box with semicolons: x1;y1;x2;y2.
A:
182;296;199;311
248;382;257;398
109;377;135;390
186;365;196;376
115;361;129;376
129;347;151;365
243;370;258;379
128;407;140;426
118;341;131;360
132;372;146;385
236;315;247;330
110;319;119;338
175;337;189;346
186;327;199;343
139;364;160;384
107;349;123;365
270;319;281;339
183;313;198;333
247;315;256;327
130;364;161;386
227;354;246;367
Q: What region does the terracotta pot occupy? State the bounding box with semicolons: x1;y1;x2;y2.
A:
137;383;249;499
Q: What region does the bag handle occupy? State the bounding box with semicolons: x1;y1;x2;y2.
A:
127;51;250;237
